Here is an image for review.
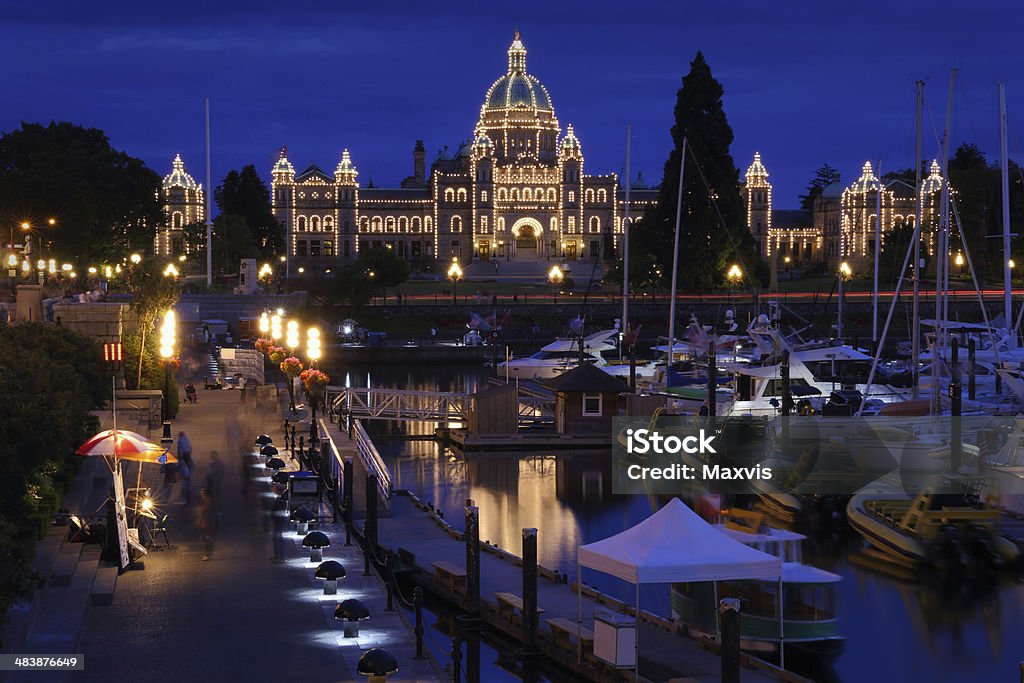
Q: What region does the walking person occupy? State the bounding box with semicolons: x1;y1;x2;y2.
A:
179;456;193;505
194;488;217;561
176;431;193;469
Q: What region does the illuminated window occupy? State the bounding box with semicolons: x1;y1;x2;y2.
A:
481;190;488;202
324;216;333;230
480;216;489;232
536;187;544;200
511;188;519;201
399;216;408;231
298;216;307;232
597;189;607;203
547;188;556;202
412;216;421;231
524;188;533;201
497;217;505;231
452;216;462;233
172;212;183;228
568;191;575;202
457;188;467;202
386;216;396;232
590;216;600;233
311;216;321;231
550;217;557;232
359;217;369;231
425;216;433;231
498;187;507;201
372;217;382;231
568;216;575;230
585;189;595;203
444;188;455;202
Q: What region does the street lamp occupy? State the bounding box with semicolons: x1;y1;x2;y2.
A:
954;252;965;277
163;263;179;279
286;320;300;353
447;258;463;305
548;264;564;304
306;327;321;366
726;264;743;307
159;309;176;423
837;261;852;339
258;262;273;290
259;311;269;336
130;253;142;265
270;313;282;342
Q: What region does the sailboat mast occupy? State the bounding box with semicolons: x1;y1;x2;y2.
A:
621;125;632;359
1000;82;1014;348
666;138;687;382
873;159;881;344
205;97;213;288
911;81;924;399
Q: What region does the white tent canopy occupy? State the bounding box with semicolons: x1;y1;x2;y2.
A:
577;498;781;583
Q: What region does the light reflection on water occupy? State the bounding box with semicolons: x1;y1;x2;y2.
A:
334;362;1024;682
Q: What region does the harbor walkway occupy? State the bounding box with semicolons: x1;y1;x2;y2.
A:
1;387;441;683
369;494;784;683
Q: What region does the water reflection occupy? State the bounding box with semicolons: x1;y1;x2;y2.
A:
343;363;1024;682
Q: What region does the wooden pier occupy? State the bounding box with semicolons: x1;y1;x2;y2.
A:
364;492;805;683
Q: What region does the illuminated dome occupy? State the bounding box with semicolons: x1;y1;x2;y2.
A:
482;32;553;113
163;154;198;190
848;161;881;193
744;152;769;186
920;160;945;195
334;149;357;183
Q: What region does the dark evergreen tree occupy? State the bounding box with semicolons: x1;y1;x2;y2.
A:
635;52;760;291
798;164;841;212
214;165;282;257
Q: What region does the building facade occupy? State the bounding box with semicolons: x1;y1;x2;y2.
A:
156;154;205;257
743;153;943;270
269;32;656;272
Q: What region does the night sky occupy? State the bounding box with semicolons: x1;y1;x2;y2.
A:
2;1;1021;209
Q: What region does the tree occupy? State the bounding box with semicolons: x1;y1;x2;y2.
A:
0;325;106;642
126;260;180;387
355;247;411;294
878;222;927;284
0;122;162;262
215;166;283;257
604;251;667;292
211;215;257;273
798;164;841;212
635;52;761;291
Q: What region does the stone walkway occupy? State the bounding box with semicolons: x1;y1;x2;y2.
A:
2;387;440;683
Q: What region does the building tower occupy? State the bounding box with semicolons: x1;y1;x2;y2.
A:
840;161;882;266
271;147;297;264
157;154;204;256
742;152;771;259
334;149;359;259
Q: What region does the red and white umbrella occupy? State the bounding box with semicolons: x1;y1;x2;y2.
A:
76;429;176;465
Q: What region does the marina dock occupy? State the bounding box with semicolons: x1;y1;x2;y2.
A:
362;492;802;683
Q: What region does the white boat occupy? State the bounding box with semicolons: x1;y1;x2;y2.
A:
497;330;619;380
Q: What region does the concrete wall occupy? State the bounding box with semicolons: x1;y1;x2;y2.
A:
51;301;137;345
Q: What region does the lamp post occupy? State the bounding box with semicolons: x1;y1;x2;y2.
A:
447;258;463;305
306;327;322;441
548;264;564;304
954;252;964;278
163;262;179;279
159;308;177;424
837;261;852;339
726;264;743;308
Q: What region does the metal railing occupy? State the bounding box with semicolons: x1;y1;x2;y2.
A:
317;417;391;511
328;386;469;422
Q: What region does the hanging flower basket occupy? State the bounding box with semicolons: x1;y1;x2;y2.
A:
280;357;304;377
254;337;274;355
300;368;331;392
269;346;288;364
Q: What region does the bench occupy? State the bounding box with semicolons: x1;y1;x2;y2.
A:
50;546;82;587
431;560;467;593
91;565;118;606
546;617;595;650
494;592;545;622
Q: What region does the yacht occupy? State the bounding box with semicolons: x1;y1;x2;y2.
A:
497;330;620;380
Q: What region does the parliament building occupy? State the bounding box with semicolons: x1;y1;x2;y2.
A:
266;32;656;271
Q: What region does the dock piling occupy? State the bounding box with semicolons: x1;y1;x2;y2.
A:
414;587;425;660
951;336;962;473
465;505;481;618
367;473;379;553
522;528;539;655
720;597;741;683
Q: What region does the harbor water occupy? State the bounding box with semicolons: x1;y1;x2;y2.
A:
332;362;1024;682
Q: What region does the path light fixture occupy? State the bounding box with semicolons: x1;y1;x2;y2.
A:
271;470;290;487
293;507;316;535
255;434;274;446
447;258;463;305
357;648;398;682
334;598;370;638
259;445;279;458
265;456;286;471
315;559;346;595
302;530;330;562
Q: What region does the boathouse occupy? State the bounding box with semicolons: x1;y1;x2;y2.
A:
545;364;627;434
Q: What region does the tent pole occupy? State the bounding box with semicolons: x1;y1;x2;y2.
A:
576;563;582;665
635;581;640;682
713;581;719;639
778;576;785;671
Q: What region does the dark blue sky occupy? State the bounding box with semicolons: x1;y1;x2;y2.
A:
2;1;1021;208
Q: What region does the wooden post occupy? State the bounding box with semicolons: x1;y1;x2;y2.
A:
522;528;539;654
720;597;741;683
950;336;961;473
465;505;480;618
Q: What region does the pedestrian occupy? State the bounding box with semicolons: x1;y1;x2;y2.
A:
194;488;217;561
205;450;225;503
160;460;178;504
269;490;287;562
177;431;193;469
179;457;193;505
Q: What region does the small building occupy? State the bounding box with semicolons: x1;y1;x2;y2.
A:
466;383;518;435
545;364;627;434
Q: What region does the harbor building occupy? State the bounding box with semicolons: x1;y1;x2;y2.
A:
265;32;656;271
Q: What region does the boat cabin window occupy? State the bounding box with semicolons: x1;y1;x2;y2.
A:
786;585;836;621
582;393;603;416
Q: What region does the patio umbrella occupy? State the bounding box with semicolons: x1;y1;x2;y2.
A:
76;429;176;466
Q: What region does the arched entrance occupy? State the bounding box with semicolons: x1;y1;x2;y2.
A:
511;218;544;258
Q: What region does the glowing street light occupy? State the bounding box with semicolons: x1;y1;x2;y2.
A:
838;261;853;339
259;311;270;336
447;258;463;305
258;262;274;284
130;253;142;265
954;252;965;276
163;263;179;279
548;264;564;303
159;309;176;422
286;320;300;351
307;327;321;365
726;264;743;283
270;313;282;342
